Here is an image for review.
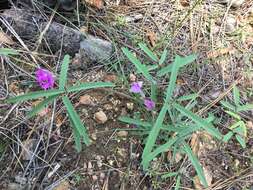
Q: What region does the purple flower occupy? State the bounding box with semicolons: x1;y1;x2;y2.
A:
144;98;155;111
130;81;143;93
35;68;55;90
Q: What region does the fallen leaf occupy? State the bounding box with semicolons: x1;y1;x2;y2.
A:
146;31;157;47
191;133;199;155
84;0;104;9
193;175;203;190
203;167;213;186
0;31;14;45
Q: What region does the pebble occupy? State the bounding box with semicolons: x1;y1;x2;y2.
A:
79;95;94;106
129;73;136;82
218;0;245;8
126;102;134;110
94;111;108;124
92;175;98;181
100;172;105;180
225;15;237;33
117;131;128;137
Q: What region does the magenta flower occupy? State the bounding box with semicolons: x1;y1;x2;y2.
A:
35;68;55;90
144;98;155;111
130;81;143;93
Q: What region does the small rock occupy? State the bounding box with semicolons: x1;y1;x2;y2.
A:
97;160;103;168
79;95;94;106
103;74;117;82
94;111;108;124
92;175;98;181
87;162;93;175
117;131;128;137
218;0;245;8
91;133;97;140
125;14;143;23
126;102;134;110
225;15;238;33
100;172;105;180
129;73;136;82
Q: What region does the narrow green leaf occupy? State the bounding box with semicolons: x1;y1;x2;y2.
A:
62;96;91;146
225;110;241;120
70;119;82;152
159;49;168;65
59;55;70;89
141;104;168;169
157;54;197;77
151;83;157;102
165;55;180;102
67;82;114;93
175;175;181;190
237;104;253;112
0;48;18;55
138;43;159;62
174;103;222;139
223;131;234;142
161;172;178;179
220;100;236;111
235;134;246;148
27;95;58;118
118;116;152;128
6;89;64;103
233;85;240;106
122;47;155;83
183;143;208;188
143;137;177;168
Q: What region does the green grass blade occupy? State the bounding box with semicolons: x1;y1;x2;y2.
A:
143;137;177;167
151;83;158;102
59;55;70;90
223;131;234;142
237;104;253;112
27;95;58;118
159;49;168;65
0;48;18;55
67;82;114;93
235;134;246;148
138;43;159;62
118;116;152;129
71;119;82;152
233;85;240;106
225;110;241;120
220;100;236;111
157;54;197;77
6;89;64;103
183;143;208;188
165;55;181;102
174;103;222;139
175;175;181;190
161;172;178;179
141;104;168;170
122;47;155;83
62;96;91;146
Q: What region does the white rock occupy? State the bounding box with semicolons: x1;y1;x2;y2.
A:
225;15;237;33
79;95;94;106
217;0;245;8
94;111;108;124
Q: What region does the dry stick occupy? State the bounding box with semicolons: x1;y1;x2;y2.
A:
35;4;58;53
197;77;242;115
